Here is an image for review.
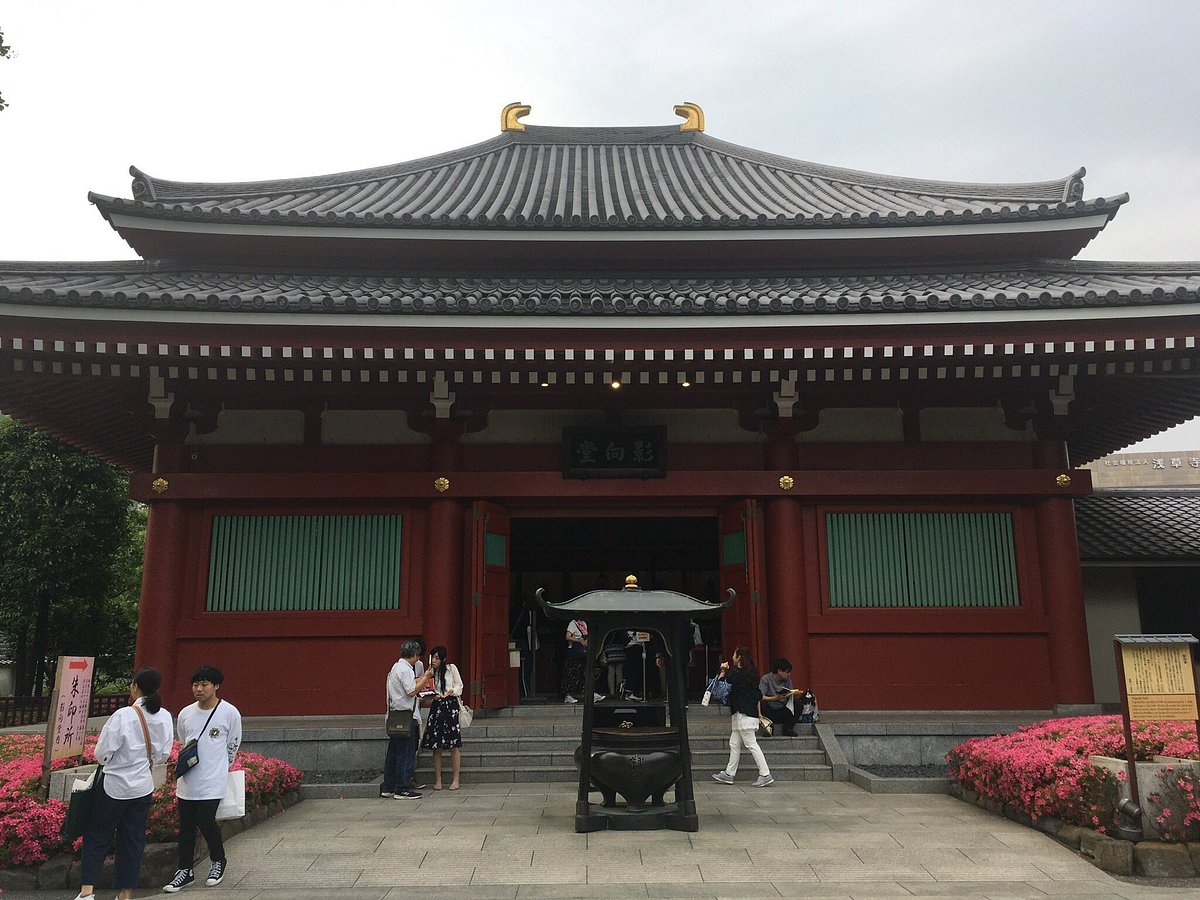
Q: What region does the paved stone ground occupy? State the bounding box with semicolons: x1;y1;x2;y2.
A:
12;781;1197;898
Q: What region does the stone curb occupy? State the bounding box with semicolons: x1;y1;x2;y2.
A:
950;783;1200;878
848;765;951;794
0;789;303;891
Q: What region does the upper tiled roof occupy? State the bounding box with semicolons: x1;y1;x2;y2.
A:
1076;491;1200;561
89;124;1126;232
1;260;1195;316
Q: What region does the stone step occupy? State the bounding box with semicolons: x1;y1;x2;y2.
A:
303;765;834;797
464;734;821;752
432;747;829;769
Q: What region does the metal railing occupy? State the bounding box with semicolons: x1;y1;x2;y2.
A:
0;693;129;729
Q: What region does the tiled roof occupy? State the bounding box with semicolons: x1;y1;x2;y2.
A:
88;125;1126;232
1076;491;1200;560
1;260;1196;316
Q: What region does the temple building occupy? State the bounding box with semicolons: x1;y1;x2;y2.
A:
2;102;1199;716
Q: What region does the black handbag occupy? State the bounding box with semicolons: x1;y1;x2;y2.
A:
176;701;221;779
61;766;103;840
385;708;413;739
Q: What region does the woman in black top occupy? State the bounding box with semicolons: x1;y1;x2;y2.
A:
711;647;774;787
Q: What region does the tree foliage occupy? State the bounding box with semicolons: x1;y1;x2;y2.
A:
0;417;140;695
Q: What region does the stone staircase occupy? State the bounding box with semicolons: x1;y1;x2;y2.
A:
455;704;831;784
244;703;837;798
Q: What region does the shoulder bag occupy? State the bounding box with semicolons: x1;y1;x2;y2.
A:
175;701;220;779
701;676;732;706
132;704;168;789
61;765;103;839
447;665;473;728
385;707;413;738
456;696;474;728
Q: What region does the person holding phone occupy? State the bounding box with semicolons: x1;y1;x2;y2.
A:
381;640;432;800
419;645;464;790
711;647;774;787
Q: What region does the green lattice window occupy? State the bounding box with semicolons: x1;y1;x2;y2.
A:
206;514;403;612
826;512;1019;608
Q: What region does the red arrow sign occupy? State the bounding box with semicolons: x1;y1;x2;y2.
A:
68;660;89;670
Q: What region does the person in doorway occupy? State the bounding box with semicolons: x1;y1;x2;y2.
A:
510;598;539;698
561;618;605;703
601;629;630;698
381;640;432;800
163;664;243;893
758;658;799;737
420;645;464;790
711;647;774;787
75;667;174;900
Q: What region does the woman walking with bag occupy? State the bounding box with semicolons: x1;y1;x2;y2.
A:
75;667;173;900
711;647;774;788
419;646;464;791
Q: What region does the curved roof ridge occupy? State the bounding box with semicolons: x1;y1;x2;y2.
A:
127;126;1096;207
132;132;518;201
692;133;1079;203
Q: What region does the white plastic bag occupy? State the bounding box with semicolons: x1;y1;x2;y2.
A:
215;769;246;820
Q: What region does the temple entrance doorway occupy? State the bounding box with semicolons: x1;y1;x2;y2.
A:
508;515;721;704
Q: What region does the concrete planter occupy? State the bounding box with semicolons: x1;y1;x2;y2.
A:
0;789;302;891
951;781;1200;878
1089;755;1200;841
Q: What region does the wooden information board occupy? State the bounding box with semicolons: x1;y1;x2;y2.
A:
1121;642;1199;721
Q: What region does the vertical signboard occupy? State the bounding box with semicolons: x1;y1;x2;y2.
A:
46;656;94;761
1112;635;1200;822
1120;642;1199;721
40;656;94;798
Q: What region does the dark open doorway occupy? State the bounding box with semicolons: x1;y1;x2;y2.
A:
508;516;720;701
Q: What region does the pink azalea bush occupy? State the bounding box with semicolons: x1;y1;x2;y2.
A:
948;716;1199;840
0;734;301;869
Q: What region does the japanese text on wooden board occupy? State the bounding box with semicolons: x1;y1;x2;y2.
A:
47;656;94;762
1122;643;1198;721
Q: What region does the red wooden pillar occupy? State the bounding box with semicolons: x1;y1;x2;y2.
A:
424;440;465;664
762;427;810;686
134;501;187;703
765;499;808;686
1036;496;1094;704
1033;436;1094;704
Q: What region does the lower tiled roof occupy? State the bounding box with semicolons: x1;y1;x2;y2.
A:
1075;491;1200;561
0;260;1197;316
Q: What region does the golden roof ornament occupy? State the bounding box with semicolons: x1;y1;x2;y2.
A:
501;102;531;132
624;574;640;590
673;102;704;132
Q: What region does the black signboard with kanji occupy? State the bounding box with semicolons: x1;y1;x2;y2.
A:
563;426;667;479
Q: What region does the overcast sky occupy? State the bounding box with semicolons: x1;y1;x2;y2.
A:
2;1;1198;450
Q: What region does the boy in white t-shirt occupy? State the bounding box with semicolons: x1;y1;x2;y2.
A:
163;665;243;893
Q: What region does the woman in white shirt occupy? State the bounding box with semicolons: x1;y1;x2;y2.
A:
418;646;464;790
76;666;173;900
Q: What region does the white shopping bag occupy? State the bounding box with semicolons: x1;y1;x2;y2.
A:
215;769;246;820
